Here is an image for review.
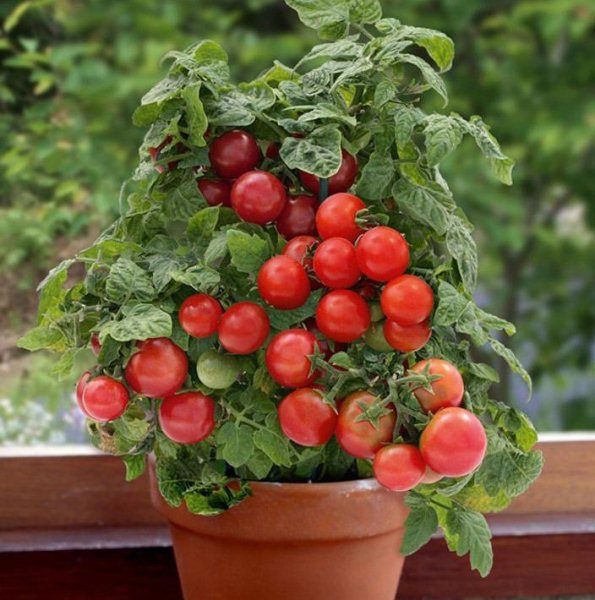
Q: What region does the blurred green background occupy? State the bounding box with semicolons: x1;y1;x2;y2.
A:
0;0;593;445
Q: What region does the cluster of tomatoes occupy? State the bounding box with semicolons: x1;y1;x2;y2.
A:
76;128;488;493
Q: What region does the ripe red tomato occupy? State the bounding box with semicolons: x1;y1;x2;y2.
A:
300;150;358;196
355;226;409;282
373;444;426;492
198;179;232;207
208;130;261;179
411;358;464;412
82;375;129;422
383;319;431;353
281;235;318;269
315;193;366;242
335;391;396;459
265;142;280;159
420;407;487;477
257;256;311;310
159;391;216;444
265;329;321;388
90;333;102;356
275;194;317;239
76;371;92;416
149;136;181;173
381;275;434;326
316;290;371;343
231;171;287;224
218;302;270;355
313;238;361;289
179;294;223;338
125;338;188;398
278;388;337;447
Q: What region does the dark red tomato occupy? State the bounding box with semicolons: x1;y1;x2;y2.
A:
411;358;464;413
82;375;129;422
335;391;396;459
76;371;92;416
356;226;410;282
179;294;223;338
381;275;434;326
159;391;216;444
231;171;287;225
313;238;361;289
276;195;317;239
125;338;188;399
198;179;232;207
218;302;270;355
384;319;431;353
357;282;378;301
278;388;337;447
420;407;487;477
90;333;102;356
373;444;426;492
300;150;358;196
208;130;261;179
316;290;371;343
265;142;280;159
265;329;321;388
315;193;366;242
281;235;318;269
257;256;311;310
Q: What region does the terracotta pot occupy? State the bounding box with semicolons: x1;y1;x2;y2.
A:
149;463;409;600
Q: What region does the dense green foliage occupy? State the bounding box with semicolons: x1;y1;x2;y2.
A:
19;1;544;575
0;1;593;441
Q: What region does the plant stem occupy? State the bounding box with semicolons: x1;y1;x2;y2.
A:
353;23;375;41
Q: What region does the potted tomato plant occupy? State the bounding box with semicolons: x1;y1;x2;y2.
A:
21;2;543;599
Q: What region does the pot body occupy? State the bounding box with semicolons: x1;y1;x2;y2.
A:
150;465;409;600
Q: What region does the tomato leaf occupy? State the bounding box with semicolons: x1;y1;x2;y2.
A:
401;494;438;555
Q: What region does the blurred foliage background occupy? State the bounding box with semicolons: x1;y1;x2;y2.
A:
0;0;593;445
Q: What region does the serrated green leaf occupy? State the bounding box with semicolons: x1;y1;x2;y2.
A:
238;81;276;112
216;422;254;468
446;215;478;291
204;231;229;266
226;230;270;274
187;206;220;242
488;337;532;398
280;125;343;178
286;0;350;38
393;104;425;146
204;90;255;127
17;325;67;352
267;289;322;330
105;258;156;304
123;455;147;481
253;428;292;467
182;83;208;146
356;152;395;200
392;179;450;235
401;495;438;555
246;449;274;479
100;304;172;342
423;115;463;166
349;0;383;25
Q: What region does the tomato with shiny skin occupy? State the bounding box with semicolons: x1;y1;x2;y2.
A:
384;319;431;353
275;194;317;239
281;235;318;269
125;338;188;398
317;290;371;342
420;407;487;477
179;294;223;338
278;388;336;447
198;179;232;207
76;371;92;416
315;193;366;242
82;375;129;422
300;150;358;196
208;130;261;179
218;302;270;355
373;444;426;492
316;290;371;343
411;358;464;412
313;237;361;289
231;171;287;224
356;226;409;282
265;329;321;388
257;256;311;310
159;391;216;444
381;275;434;326
335;391;396;459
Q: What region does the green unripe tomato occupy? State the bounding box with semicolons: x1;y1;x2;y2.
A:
197;350;242;389
364;321;393;352
370;302;384;323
